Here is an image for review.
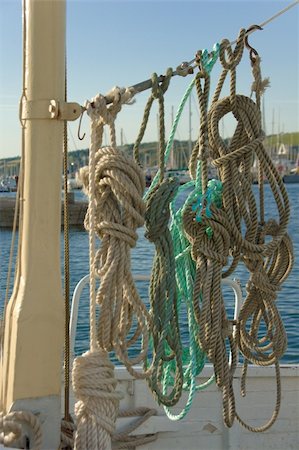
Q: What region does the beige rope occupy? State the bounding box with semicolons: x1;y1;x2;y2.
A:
73;88;136;450
182;31;293;431
81;145;152;378
73;86;162;449
72;350;123;450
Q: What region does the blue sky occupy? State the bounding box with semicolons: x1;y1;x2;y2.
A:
0;0;298;158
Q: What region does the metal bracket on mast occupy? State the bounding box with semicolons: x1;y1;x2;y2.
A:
21;99;83;121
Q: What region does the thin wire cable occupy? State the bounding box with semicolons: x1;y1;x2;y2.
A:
99;0;299;106
260;0;298;28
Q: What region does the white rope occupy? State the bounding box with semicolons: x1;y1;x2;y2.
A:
72;87;135;450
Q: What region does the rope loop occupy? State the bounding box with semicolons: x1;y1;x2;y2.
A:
86;87;135;149
219;28;246;70
73;350;123;449
189;69;211;187
134;68;172;180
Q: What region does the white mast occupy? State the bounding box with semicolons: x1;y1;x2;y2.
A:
1;0;68;447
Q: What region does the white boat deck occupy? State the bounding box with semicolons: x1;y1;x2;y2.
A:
68;364;299;450
2;365;298;450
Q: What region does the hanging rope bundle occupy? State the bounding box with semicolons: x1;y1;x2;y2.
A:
81;143;152;377
182;51;240;425
181;28;294;431
208;34;293;366
133;69;187;406
145;177;184;407
80;89;155;379
142;47;220;418
73;87;155;450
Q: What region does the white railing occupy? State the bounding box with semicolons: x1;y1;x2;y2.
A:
70;275;243;360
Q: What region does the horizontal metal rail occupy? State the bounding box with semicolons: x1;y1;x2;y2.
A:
69;275;243;360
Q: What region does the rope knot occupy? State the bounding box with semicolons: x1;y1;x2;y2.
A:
183;205;230;266
145;178;179;241
81;146;145;236
151;69;173;100
73;350;123;448
86;94;111;124
86;87;135;125
247;271;278;297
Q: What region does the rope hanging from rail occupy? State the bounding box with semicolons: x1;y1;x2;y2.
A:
162;44;221;421
136;70;185;407
72;86;151;450
72;3;296;444
180;29;293;430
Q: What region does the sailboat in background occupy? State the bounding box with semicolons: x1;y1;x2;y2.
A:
283;153;299;183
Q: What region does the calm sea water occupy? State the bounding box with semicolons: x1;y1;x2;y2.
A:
0;184;298;363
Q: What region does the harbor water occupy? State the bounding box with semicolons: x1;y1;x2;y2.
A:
0;184;298;364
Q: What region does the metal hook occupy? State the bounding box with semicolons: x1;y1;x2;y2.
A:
77;108;86;140
245;25;263;64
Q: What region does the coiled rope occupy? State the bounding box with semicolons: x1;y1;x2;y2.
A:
145;177;184;407
73;87;150;450
149;45;220;420
136;47;220;415
134;69;186;407
181;29;293;430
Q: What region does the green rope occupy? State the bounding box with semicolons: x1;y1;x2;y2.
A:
144;45;219;418
140;70;185;407
144;77;196;200
162;183;214;421
160;45;221;420
144;178;184;407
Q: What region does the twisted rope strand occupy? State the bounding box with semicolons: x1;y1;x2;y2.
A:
73;88;139;450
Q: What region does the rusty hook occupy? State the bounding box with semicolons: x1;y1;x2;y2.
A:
77;108;86;141
245;24;263;64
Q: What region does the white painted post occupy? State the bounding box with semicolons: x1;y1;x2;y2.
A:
0;0;65;448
